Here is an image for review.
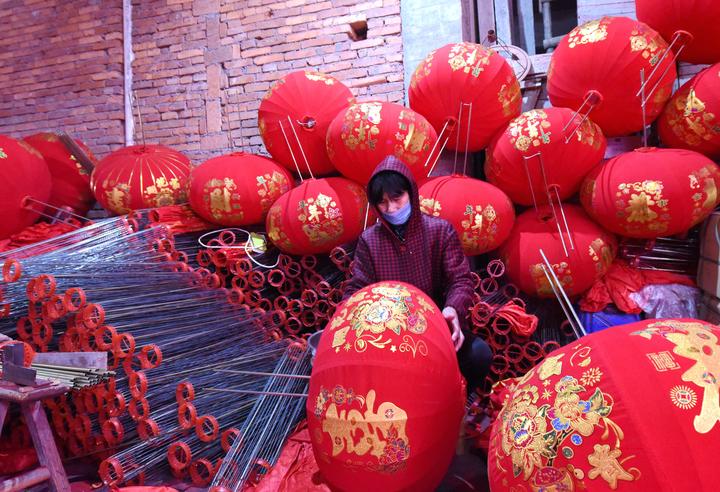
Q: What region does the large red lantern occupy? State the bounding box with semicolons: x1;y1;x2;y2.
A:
258;71;353;178
485;108;606;206
308;281;464;492
636;0;720;65
188;152;293;226
266;177;369;255
489;318;720;491
547;17;677;137
91;144;192;215
0;135;52;239
580;147;720;239
408;42;521;152
23;132;97;215
419;175;515;255
498;204;616;298
657;63;720;160
326;101;438;185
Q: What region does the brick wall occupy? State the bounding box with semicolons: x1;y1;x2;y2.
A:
0;0;405;164
0;0;125;156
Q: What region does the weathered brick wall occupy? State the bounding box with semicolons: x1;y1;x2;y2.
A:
0;0;404;164
0;0;125;156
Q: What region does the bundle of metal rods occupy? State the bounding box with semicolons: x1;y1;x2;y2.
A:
619;229;700;276
210;343;311;491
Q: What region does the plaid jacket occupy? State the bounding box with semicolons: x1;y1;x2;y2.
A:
343;156;475;324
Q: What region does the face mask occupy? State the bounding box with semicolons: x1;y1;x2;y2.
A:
382;202;412;225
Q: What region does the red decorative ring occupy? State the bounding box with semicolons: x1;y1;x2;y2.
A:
137;417;160;440
190;458;215;486
99;457;124;486
195;415;219;443
221;428;241;452
167;441;192;470
178;402;197;430
102;418;124;445
3;259;21;282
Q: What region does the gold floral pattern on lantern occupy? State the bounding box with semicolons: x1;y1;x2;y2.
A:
574;118;605;151
105;183;132;215
508;110;553;152
567;19;610;48
461;204;497;253
314;387;410;473
688;164;720;225
666;89;720;147
262;77;285;100
327;284;435;356
340;102;382;152
588;238;614;274
305;71;336;84
298;192;344;245
629;25;665;66
266;204;293;251
143;176;184;208
632;320;720;434
419;196;442;217
202;178;244;222
257;171;291;212
670;385;698;410
498;76;522;117
410;49;435;90
616;180;669;235
69;155;89;176
530;261;573;296
258;118;270;148
394;109;433;164
447;43;492;76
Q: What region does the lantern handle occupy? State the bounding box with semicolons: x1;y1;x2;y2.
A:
452;102;473;176
635;30;693;100
20;196;87;228
562;90;603;144
132;90;146;149
287;115;315;180
278;119;305;182
425;118;454;178
539;248;586;339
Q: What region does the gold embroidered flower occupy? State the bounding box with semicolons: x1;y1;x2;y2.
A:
625;192;658;223
580;367;603;387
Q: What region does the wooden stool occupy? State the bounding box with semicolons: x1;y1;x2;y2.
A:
0;380;71;492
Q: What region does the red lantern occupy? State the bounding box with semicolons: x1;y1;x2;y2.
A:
23;132;97;215
485;108;606;206
547;17;677;137
408;42;522;152
91;145;192;215
0;135;52;239
266;177;369;255
580;147;720;239
418;175;515;255
326;101;438;185
498;204;616;298
258;71;354;178
636;0;720;65
308;281;464;492
188;152;293;226
489;318;720;491
657;63;720;160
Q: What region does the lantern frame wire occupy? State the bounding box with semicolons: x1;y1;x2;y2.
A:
21;197;88;228
539;248;586;339
635;30;692;100
277;119;305;180
426;120;453;177
561;91;603;143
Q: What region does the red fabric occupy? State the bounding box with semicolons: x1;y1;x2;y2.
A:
91;144;192;215
23;132;97;215
547;17;676;137
495;301;538;338
149;204;215;235
408;42;521;152
266;177;369;255
188;152;294;226
343;157;475;325
636;0;720;64
0;220;80;254
0;135;52;239
326;101;438;185
498;204;617;298
248;425;332;492
581;147;720;239
579;259;696;313
418;175;514;256
485;107;606;206
658;63;720;160
489;319;720;491
0;446;37;475
258;70;353;177
309;281;465;492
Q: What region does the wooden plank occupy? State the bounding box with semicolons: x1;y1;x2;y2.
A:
0;467;51;492
517;0;535;54
476;0;496;43
461;0;477;42
22;400;71;492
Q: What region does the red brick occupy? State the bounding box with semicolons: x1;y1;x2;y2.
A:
254;53;284;65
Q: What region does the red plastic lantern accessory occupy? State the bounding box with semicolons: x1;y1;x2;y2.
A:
636;0;720;65
91;144;192;215
657;63;720;160
188;152;293;226
266;177;369;255
498;204;616;298
308;281;465;492
326;101;438;185
23;132;97;215
485;108;606;206
408;42;522;152
0;135;52;239
419;175;515;255
547;16;677;137
580;147;720;239
258;71;353;178
489;318;720;491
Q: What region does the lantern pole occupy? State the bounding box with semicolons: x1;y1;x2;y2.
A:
539;248;586;338
363;203;370;230
453;104;465;175
133;90;146;149
423;118;451;171
426;121;453;178
224;99;235;152
462;102;473;176
278;120;304;181
640;68;649;147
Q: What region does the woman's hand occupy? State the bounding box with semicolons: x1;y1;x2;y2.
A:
442;306;464;352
